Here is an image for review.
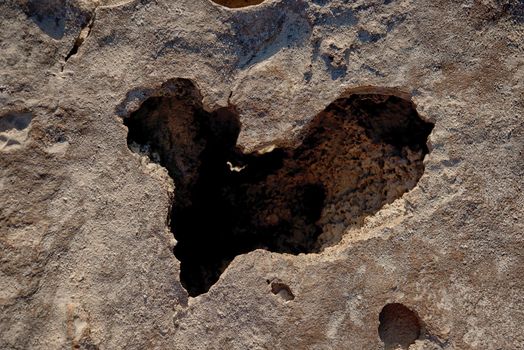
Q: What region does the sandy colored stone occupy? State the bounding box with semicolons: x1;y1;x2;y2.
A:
1;0;523;349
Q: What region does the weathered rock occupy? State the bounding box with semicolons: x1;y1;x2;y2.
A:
1;0;523;349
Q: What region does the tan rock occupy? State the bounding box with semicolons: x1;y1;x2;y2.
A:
1;0;523;349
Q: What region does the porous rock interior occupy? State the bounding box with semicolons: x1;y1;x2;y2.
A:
124;79;433;296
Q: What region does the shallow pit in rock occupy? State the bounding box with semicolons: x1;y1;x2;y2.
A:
268;279;295;301
123;79;433;296
211;0;266;9
378;303;422;349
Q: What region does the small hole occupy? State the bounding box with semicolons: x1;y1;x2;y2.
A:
211;0;265;8
270;280;295;301
378;303;421;349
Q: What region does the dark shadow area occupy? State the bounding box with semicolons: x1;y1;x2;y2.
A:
223;3;311;69
0;112;33;132
23;0;66;39
0;112;33;150
124;80;433;296
379;303;422;349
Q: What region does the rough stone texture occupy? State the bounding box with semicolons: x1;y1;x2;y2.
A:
0;0;523;349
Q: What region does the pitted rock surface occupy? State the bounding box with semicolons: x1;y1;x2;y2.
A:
1;0;523;349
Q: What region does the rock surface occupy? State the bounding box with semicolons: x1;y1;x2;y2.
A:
1;0;523;349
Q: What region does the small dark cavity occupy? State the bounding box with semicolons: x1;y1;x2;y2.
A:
357;29;385;43
211;0;266;8
378;303;422;349
270;280;295;301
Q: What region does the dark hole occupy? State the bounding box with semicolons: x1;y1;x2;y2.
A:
378;303;422;349
211;0;266;8
124;79;434;296
270;280;295;301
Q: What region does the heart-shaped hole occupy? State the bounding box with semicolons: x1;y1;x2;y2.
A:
124;79;433;296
